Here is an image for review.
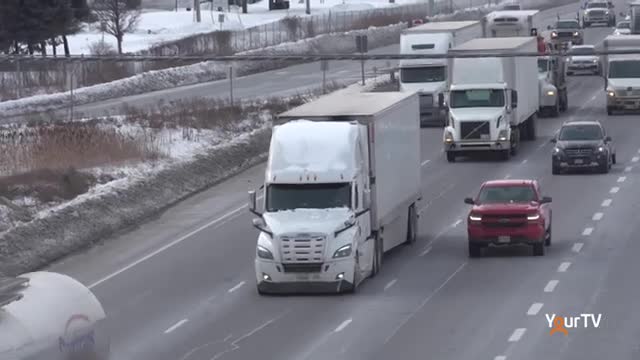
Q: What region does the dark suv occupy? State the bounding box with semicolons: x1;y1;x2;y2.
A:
551;121;616;174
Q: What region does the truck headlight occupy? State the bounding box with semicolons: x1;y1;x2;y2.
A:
498;129;508;141
607;90;615;97
333;244;352;258
597;146;605;152
469;214;482;221
551;31;558;38
444;130;454;143
546;90;555;96
527;213;540;221
257;245;274;260
553;147;562;154
573;31;580;36
592;59;598;63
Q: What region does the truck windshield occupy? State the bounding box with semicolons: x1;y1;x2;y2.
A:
537;59;549;73
569;47;595;55
558;124;603;140
400;66;446;83
609;61;640;78
477;185;536;204
266;183;351;212
586;2;606;8
556;21;578;28
449;89;505;108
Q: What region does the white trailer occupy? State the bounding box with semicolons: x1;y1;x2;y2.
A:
483;10;541;37
248;91;422;294
0;272;110;360
399;21;485;127
603;34;640;114
443;37;539;162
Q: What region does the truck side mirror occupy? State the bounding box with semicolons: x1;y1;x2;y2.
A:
605;135;612;142
363;189;371;209
464;197;475;205
540;196;552;204
550;138;557;143
511;90;518;108
248;190;259;214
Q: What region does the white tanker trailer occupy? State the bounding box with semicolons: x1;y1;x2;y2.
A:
0;271;110;360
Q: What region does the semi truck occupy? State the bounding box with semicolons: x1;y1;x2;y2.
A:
0;271;110;360
399;21;484;127
248;91;422;294
443;37;539;162
603;34;640;114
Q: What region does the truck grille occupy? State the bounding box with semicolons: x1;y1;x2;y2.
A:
282;263;323;273
588;10;605;17
460;121;491;140
557;31;575;38
482;214;527;228
420;94;434;113
280;233;326;263
572;60;594;65
565;148;594;157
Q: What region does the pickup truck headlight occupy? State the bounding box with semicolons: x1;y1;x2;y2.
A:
469;214;482;221
333;244;352;258
551;31;558;38
527;213;540;221
498;129;508;141
597;146;605;152
553;147;562;154
257;245;274;260
573;31;580;36
607;89;616;97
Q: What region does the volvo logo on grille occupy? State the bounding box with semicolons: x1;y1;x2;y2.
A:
499;218;510;223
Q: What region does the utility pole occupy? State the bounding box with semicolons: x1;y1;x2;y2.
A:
175;0;178;11
242;0;247;13
194;0;201;22
305;0;310;15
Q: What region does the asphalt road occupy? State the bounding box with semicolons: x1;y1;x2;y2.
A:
46;3;640;360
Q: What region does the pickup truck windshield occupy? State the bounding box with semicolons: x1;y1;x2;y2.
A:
266;183;351;211
586;2;606;8
450;89;505;108
609;60;640;78
558;124;603;140
556;21;579;28
569;47;595;55
400;66;446;83
478;185;536;204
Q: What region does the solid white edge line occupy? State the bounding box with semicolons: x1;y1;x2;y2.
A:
558;262;571;273
582;227;593;236
164;319;188;334
504;174;511;179
228;281;246;293
572;242;584;253
334;318;353;332
495;356;507;360
527;303;544;316
508;328;527;342
544;280;559;293
521;159;528;164
384;279;398;291
610;186;620;194
592;212;603;221
601;199;612;207
421;159;431;166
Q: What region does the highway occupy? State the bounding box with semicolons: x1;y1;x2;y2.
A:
45;1;640;360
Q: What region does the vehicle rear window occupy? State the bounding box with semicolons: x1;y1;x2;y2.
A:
478;185;536;204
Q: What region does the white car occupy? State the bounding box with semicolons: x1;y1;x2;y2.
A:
614;20;631;35
566;45;601;75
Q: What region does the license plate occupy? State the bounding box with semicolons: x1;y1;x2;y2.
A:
498;236;510;243
573;159;583;164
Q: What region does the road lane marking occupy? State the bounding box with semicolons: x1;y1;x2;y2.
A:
334;318;352;332
504;174;511;179
625;166;632;173
228;281;245;293
419;245;432;257
508;328;526;342
572;243;584;253
618;176;627;182
582;227;593;236
421;159;431;166
610;186;620;194
538;142;546;149
521;159;528;164
384;279;397;291
633;156;639;162
558;262;571;272
592;212;603;221
453;219;462;227
527;303;544;316
88;196;263;289
164;319;188;334
544;280;559;293
601;199;612;207
495;356;507;360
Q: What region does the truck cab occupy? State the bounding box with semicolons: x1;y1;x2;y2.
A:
603;35;640;114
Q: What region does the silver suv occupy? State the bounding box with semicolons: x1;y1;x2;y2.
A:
582;1;616;27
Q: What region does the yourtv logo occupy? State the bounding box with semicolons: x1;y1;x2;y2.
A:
546;314;603;336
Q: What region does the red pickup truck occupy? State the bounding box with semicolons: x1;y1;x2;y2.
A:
464;179;552;257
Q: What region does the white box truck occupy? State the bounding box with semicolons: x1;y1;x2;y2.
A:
443;37;539;162
399;20;484;127
248;91;422;294
482;10;541;37
603;34;640;114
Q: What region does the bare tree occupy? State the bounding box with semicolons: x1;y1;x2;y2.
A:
92;0;141;54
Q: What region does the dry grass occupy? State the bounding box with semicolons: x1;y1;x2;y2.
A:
0;168;97;203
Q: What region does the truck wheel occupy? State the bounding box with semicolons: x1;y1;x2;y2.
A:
612;153;617;164
533;243;545;256
405;205;418;245
371;235;383;277
446;151;456;163
545;219;552;246
607;106;614;115
257;284;269;295
550;102;560;118
468;241;482;258
527;115;537;140
584;22;590;27
599;161;609;174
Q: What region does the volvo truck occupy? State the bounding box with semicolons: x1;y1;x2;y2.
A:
399;20;484;127
0;272;110;360
603;34;640;114
443;37;539;162
248;91;422;294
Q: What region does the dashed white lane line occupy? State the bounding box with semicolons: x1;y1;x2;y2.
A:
601;199;612;207
582;227;593;236
558;262;571;272
504;174;511;179
228;281;245;293
521;159;528;164
618;176;627;182
527;303;544;316
421;159;431;166
508;328;527;342
538;142;547;149
572;242;584;253
633;156;639;162
334;318;352;332
610;186;620;194
384;279;397;291
419;245;433;257
544;280;559;293
164;319;188;334
453;219;462;227
495;356;507;360
592;212;604;221
625;166;632;173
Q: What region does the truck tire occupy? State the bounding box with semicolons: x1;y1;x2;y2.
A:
446;151;456;162
533;242;545;256
550;102;560;118
560;91;568;112
268;0;273;10
405;204;418;245
612;153;617;164
527;115;537;140
607;106;614;115
598;160;609;174
468;241;482;258
371;235;383;277
545;218;552;246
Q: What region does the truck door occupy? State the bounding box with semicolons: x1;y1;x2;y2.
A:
356;133;374;274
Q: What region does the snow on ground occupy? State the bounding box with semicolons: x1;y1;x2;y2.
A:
58;0;426;55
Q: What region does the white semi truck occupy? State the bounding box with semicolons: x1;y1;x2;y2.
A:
443;37;539;162
399;21;484;127
603;34;640;114
0;271;110;360
248;91;422;294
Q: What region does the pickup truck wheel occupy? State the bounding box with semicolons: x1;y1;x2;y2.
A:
545;221;552;246
468;241;482;258
446;151;456;163
405;205;418;245
533;243;545;256
552;164;560;175
599;161;609;174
